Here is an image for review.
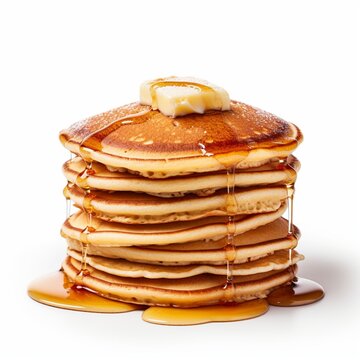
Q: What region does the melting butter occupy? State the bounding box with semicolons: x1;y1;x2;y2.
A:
140;76;230;117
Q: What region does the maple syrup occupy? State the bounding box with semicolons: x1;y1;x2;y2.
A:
196;137;241;300
198;141;240;300
75;163;95;189
28;271;144;313
284;156;301;279
222;165;238;299
267;277;324;306
142;299;269;325
74;160;96;277
80;110;151;153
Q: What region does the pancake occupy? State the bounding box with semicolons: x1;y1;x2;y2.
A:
63;256;297;307
63;155;299;197
147;216;297;251
67;249;304;279
61;204;287;247
66;217;300;265
67;235;298;266
65;183;288;224
59;101;303;178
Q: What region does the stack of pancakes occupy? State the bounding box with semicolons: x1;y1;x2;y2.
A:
59;100;303;308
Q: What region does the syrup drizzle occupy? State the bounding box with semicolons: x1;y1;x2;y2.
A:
79;110;151;153
197;136;240;300
287;183;295;277
74;160;96;278
222;165;237;299
282;156;296;277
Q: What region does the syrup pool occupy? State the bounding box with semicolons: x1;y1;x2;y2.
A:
28;271;144;313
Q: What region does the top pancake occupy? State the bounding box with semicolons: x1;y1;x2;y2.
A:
60;101;302;178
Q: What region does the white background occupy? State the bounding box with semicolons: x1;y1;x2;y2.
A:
1;0;359;359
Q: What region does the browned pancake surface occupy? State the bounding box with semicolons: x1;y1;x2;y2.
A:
60;101;302;159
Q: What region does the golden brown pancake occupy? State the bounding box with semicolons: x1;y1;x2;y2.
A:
62;155;299;196
67;249;303;279
67;236;298;266
65;183;287;224
63;256;297;307
59;101;303;178
61;205;287;247
147;216;297;251
65;217;300;265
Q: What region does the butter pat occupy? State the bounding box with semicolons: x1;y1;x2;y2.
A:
140;77;230;117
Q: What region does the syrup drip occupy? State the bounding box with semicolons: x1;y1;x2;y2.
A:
282;156;296;277
74;159;97;277
276;157;296;276
286;182;295;277
143;299;269;326
77;231;91;279
75;162;95;190
221;167;238;301
208;149;239;300
198;122;243;302
197;124;253;303
198;138;240;298
28;271;144;313
223;165;237;286
286;185;294;235
82;189;96;216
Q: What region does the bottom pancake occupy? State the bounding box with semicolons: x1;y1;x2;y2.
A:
62;256;297;307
